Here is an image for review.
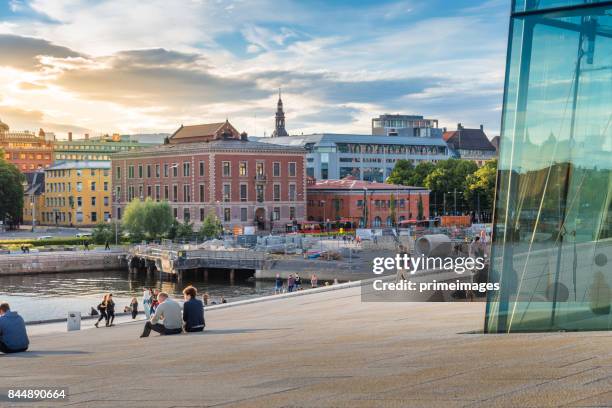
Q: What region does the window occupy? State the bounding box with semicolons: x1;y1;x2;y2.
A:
91;212;97;222
273;162;280;177
103;196;109;206
138;185;143;199
289;206;296;220
357;200;363;207
104;181;108;191
76;182;83;192
155;164;160;178
239;161;247;176
240;207;247;222
199;161;205;177
146;165;151;178
164;185;169;200
183;184;191;202
289;184;296;201
116;166;121;180
273;184;280;201
164;164;169;177
256;162;264;175
199;184;205;202
138;165;143;178
223;184;231;202
77;197;82;207
147;185;152;198
224;208;231;222
173;185;178;202
183;208;190;223
288;162;296;177
200;208;205;222
173;207;178;218
104;212;110;222
273;207;280;221
222;161;231;177
256;184;264;202
240;184;247;202
155;185;160;201
128;165;134;179
183;162;190;177
91;197;96;206
172;164;178;177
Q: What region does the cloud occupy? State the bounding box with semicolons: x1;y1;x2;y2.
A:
293;105;361;126
0;105;90;134
0;34;82;70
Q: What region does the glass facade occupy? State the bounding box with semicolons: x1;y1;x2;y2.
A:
486;1;612;332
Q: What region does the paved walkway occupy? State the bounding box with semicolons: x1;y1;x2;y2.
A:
1;287;611;407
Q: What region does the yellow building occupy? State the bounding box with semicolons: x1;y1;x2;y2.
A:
42;161;111;227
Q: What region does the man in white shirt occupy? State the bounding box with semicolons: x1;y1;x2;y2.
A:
140;292;183;337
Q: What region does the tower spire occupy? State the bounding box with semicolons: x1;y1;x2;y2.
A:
271;87;288;138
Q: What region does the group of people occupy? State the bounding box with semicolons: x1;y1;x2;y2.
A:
94;293;116;327
19;245;31;253
274;273;334;294
140;286;205;337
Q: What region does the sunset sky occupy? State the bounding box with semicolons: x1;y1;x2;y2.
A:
0;0;509;139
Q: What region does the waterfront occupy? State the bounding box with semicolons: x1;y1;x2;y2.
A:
0;270;275;322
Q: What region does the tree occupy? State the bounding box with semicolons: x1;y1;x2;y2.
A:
92;222;122;245
387;160;435;187
465;159;497;217
0;158;24;227
198;212;223;240
424;159;478;215
122;198;173;241
175;220;194;240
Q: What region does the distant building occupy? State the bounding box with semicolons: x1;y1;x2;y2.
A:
372;114;441;138
0;118;54;172
271;89;289;138
306;178;429;228
443;124;497;166
22;171;45;227
53;132;159;162
112;120;306;232
42;161;111;227
490;135;500;154
253;133;450;182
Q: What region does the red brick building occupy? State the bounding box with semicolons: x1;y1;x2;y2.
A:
0;119;54;172
111;121;306;232
306;178;430;228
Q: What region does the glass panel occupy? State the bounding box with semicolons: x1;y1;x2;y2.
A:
487;4;612;332
514;0;609;13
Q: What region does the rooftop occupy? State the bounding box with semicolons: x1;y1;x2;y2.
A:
308;178;427;191
253;133;448;147
46;160;111;170
443;125;496;151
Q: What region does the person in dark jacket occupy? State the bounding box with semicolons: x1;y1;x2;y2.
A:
129;297;138;319
94;295;108;328
0;302;29;353
105;294;116;326
182;286;205;332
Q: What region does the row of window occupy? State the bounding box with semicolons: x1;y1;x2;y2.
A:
45;196;110;208
306;199;411;208
164;206;297;223
46;181;109;193
41;211;110;224
3;152;51;160
47;169;110;178
119;161;298;180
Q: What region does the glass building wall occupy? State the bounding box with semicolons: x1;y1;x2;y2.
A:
486;0;612;332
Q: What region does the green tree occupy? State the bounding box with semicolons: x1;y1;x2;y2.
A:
122;198;173;241
424;159;478;215
0;157;24;227
175;220;194;240
92;222;112;244
411;162;436;186
198;212;223;240
465;159;497;216
387;160;435;187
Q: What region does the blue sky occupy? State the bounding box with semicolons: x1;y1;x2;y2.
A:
0;0;510;137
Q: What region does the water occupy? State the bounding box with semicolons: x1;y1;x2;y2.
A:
0;271;275;322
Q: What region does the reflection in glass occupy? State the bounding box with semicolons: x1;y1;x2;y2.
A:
486;2;612;332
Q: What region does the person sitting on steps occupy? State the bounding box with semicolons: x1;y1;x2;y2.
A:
140;292;182;338
182;286;205;333
0;302;29;354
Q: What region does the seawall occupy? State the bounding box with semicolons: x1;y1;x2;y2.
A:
0;250;125;276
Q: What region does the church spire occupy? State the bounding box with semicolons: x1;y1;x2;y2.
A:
271;87;288;138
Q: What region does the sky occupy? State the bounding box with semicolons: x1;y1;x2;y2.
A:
0;0;510;139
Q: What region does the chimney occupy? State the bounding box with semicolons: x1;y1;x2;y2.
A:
84;133;89;140
68;132;73;142
457;123;463;130
480;124;484;131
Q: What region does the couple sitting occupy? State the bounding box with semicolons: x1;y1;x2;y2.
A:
140;286;205;338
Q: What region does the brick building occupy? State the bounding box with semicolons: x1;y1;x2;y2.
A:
0;118;54;172
306;178;430;228
111;121;306;232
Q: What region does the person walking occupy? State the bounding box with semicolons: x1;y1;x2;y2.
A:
295;273;302;291
104;240;110;250
105;294;116;326
140;292;183;338
182;286;205;332
311;273;318;288
84;240;90;251
142;289;151;320
0;302;29;354
129;297;138;319
274;274;283;294
287;274;295;293
94;295;108;328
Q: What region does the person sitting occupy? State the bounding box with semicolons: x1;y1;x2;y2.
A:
139;292;182;338
182;286;205;333
0;302;29;354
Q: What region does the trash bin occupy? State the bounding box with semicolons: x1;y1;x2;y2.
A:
67;311;81;331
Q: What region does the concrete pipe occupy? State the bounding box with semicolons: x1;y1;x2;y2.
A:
415;234;452;258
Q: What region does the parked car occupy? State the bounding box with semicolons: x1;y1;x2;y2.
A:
36;235;53;240
76;232;92;238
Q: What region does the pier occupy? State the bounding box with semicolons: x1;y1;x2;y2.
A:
0;249;125;276
127;244;267;281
